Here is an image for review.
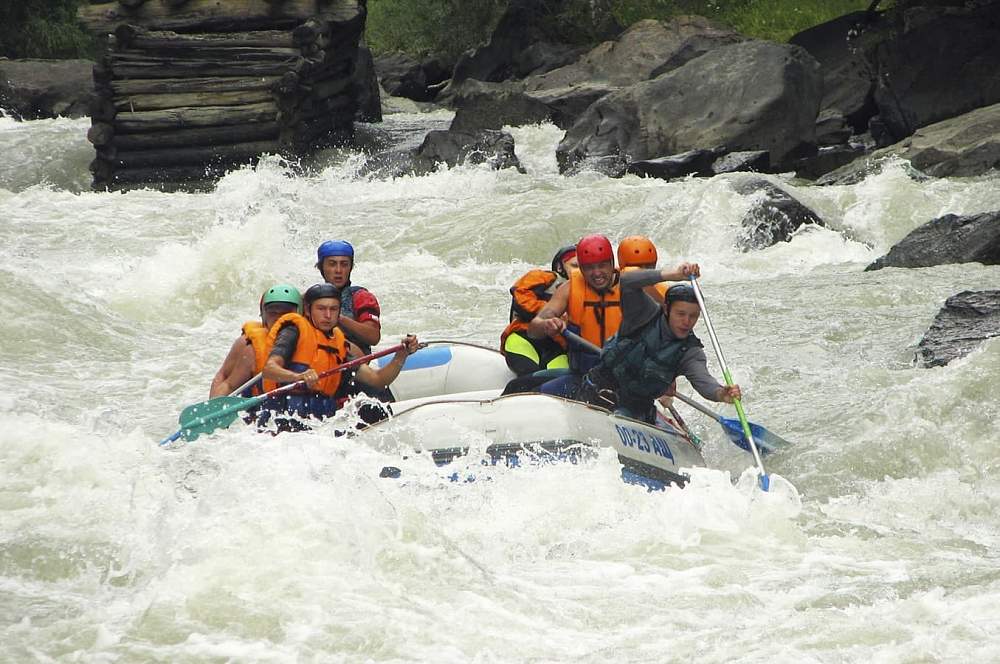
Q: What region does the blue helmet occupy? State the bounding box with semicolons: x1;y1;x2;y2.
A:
317;240;355;264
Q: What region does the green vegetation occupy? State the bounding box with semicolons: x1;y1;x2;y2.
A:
0;0;97;59
366;0;508;63
366;0;878;59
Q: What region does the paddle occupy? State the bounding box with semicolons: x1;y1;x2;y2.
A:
672;392;789;454
688;276;770;491
159;343;412;446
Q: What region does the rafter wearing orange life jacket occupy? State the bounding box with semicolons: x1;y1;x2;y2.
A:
499;268;568;351
239;321;271;396
566;268;622;372
263;312;348;401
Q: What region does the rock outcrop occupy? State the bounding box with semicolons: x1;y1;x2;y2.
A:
556;40;822;174
869;2;1000;142
917;290;1000;367
0;58;95;120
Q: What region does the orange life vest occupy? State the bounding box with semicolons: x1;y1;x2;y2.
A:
240;321;271;396
264;313;348;396
499;268;567;350
567;268;622;349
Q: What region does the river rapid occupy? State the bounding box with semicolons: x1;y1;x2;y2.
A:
2;109;999;663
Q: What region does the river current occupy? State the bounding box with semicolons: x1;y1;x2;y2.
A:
2;108;1000;662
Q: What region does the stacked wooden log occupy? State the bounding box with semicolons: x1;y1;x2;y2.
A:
78;0;366;190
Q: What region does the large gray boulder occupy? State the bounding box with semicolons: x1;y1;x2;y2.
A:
917;290;1000;367
556;40;823;173
866;210;1000;271
0;58;95;120
524;17;741;92
869;3;1000;142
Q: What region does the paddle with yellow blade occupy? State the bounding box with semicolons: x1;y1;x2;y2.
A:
159;343;415;446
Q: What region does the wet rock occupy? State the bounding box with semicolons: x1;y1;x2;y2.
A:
0;58;95;120
562;154;628;178
627;148;723;180
360;128;524;178
712;150;770;175
917;290;1000;367
411;129;524;175
556;40;822;174
732;178;825;251
449;80;552;132
792;144;867;181
866;210;1000;271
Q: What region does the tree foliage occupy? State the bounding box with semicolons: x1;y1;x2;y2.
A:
0;0;96;59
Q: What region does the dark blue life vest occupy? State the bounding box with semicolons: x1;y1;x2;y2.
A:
599;315;703;409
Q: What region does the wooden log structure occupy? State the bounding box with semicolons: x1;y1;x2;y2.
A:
79;0;366;190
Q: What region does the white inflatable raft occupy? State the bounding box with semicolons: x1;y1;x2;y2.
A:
364;341;705;488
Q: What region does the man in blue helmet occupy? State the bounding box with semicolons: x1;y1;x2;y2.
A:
315;240;381;354
209;284;302;398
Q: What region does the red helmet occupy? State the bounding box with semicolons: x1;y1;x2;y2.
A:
576;234;614;267
617;235;658;267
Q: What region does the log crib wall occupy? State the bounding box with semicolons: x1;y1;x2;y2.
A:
79;0;366;190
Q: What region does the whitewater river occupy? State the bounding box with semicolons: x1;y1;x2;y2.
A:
2;108;999;662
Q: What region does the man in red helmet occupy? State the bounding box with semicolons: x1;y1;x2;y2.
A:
529;234;699;397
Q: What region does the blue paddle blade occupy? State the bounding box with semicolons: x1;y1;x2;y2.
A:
719;417;790;455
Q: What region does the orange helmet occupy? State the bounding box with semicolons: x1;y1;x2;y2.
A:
617;235;658;267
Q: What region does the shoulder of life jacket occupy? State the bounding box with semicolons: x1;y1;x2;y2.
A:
240;321;271;395
265;313;348;396
509;269;559;323
567;269;623;348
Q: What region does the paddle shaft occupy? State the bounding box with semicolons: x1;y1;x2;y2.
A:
243;342;415;409
229;372;262;397
673;391;725;423
563;329;601;355
688;277;768;479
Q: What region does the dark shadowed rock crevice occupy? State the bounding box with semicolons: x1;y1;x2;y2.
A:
917;290;1000;367
869;2;1000;143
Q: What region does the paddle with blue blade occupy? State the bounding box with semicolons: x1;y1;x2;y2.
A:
688;276;772;490
159;343;412;446
672;392;790;455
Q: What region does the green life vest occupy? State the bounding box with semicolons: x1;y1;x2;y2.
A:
600;315;703;405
